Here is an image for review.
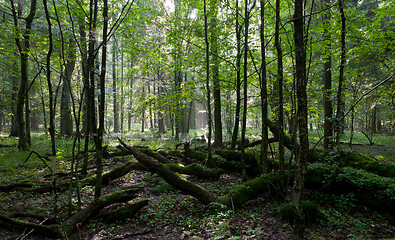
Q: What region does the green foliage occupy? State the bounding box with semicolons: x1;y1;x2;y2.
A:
152;180;177;194
277;200;320;225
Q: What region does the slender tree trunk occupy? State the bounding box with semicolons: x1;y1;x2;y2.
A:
260;0;268;173
113;39;120;133
141;86;145;132
203;0;213;167
275;0;284;178
95;0;108;200
231;0;242;150
43;0;56;156
323;0;333;150
335;0;346;145
292;0;309;238
241;0;252;182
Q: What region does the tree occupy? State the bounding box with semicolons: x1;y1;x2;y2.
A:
113;37;120;133
210;0;223;148
94;0;109;200
322;0;333;150
204;0;214;168
335;0;346;145
292;0;309;238
9;0;37;150
231;0;242;150
60;39;76;136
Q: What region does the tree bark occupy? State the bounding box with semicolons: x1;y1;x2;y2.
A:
231;0;242;150
43;0;56;156
292;0;309;238
60;39;76;136
113;37;120;133
94;0;109;200
203;0;214;167
260;0;268;173
275;0;285;177
323;0;333;150
210;0;223;148
10;0;37;150
335;0;346;145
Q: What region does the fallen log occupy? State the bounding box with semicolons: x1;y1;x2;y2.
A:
165;163;224;179
63;188;138;236
101;198;149;223
216;173;278;209
0;214;59;238
118;138;216;205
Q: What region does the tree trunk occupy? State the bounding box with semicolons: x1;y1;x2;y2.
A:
335;0;346;145
210;0;223;148
292;0;309;238
323;0;333;150
60;40;76;136
275;0;284;178
203;0;214;167
43;0;56;156
94;0;108;200
10;0;37;150
240;0;252;181
231;0;242;150
113;38;120;133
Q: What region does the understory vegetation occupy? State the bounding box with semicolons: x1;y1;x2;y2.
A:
0;130;393;239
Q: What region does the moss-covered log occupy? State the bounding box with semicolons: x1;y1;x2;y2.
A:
216;173;278;208
215;149;264;175
308;149;395;178
80;159;147;185
63;188;138;235
102;199;149;223
0;214;60;238
119;138;216;205
166;163;224;179
306;163;395;212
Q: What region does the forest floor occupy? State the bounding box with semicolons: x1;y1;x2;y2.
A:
0;131;394;239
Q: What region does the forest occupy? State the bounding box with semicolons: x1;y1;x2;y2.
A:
0;0;394;239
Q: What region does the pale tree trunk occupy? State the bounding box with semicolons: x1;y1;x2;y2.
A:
292;0;309;238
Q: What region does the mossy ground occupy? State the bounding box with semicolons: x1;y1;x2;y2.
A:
0;130;394;239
